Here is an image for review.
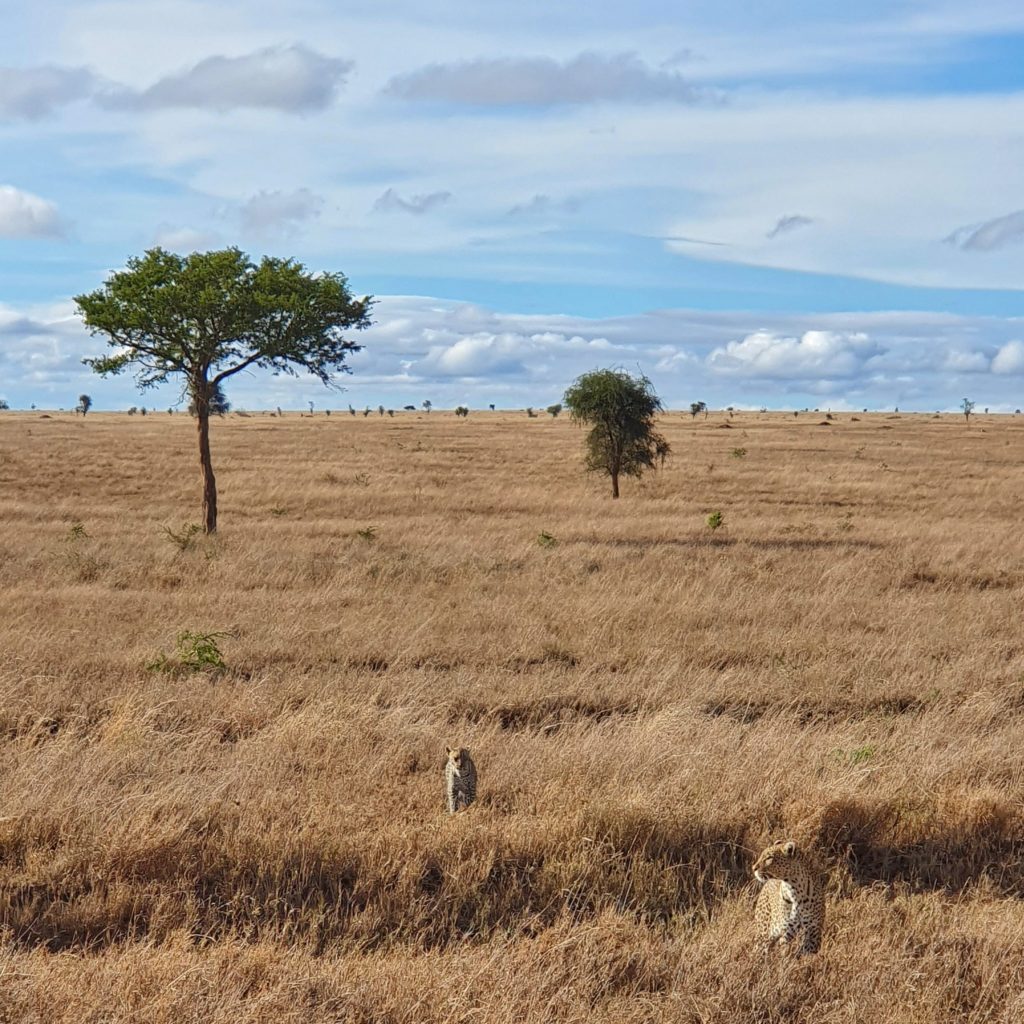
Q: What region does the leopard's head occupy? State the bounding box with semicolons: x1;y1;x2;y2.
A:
446;746;470;773
752;840;798;883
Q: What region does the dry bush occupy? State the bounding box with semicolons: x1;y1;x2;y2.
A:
1;410;1024;1021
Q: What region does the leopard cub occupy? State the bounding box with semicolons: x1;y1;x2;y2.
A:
444;746;477;813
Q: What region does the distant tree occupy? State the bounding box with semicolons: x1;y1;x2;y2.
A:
985;407;989;414
77;247;371;533
0;399;9;410
349;404;356;416
689;401;706;419
564;368;670;499
363;405;370;417
422;399;432;413
77;394;93;416
546;403;562;417
276;406;282;417
127;406;137;415
489;403;495;411
961;397;975;425
168;407;174;414
378;404;385;416
526;407;537;417
308;401;315;415
455;405;469;418
140;406;147;415
188;382;230;417
387;409;395;417
403;405;416;411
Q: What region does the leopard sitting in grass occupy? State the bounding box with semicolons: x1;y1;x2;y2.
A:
444;746;477;813
752;839;825;955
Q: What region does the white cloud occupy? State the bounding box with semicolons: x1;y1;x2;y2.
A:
373;188;452;215
99;45;352;113
0;65;98;119
507;194;581;217
991;339;1024;375
153;225;222;251
706;330;880;379
239;188;323;237
384;52;708;106
0;185;64;238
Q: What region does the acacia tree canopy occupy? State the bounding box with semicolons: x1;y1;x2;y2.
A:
76;247;372;531
563;368;670;498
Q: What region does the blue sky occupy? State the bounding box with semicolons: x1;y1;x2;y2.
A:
1;0;1024;411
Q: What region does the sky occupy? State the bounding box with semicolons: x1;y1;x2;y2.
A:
1;0;1024;412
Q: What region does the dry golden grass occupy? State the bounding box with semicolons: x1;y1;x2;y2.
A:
2;407;1024;1022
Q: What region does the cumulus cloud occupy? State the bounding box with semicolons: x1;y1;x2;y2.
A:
766;214;814;239
0;185;64;238
373;188;452;215
507;194;581;217
944;210;1024;252
420;329;614;377
991;339;1024;374
100;46;352;114
383;52;707;107
0;65;98;119
707;329;880;379
239;188;323;237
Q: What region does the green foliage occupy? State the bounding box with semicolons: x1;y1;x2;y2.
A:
355;526;377;541
537;530;557;548
563;369;670;498
730;447;747;459
961;397;975;423
454;406;469;418
689;400;706;419
422;400;432;413
706;510;724;531
0;399;9;410
148;630;230;674
188;382;230;417
77;247;372;392
546;403;562;417
77;394;92;416
163;521;201;551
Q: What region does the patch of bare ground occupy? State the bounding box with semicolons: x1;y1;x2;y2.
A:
2;410;1024;1020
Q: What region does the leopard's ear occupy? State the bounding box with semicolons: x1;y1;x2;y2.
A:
783;841;796;856
446;746;455;757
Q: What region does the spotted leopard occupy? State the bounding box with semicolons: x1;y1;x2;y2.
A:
752;839;825;955
444;746;477;813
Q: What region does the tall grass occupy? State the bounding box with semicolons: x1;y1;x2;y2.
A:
1;409;1023;1021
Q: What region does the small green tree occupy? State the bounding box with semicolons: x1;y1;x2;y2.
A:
77;247;371;533
422;399;432;414
0;399;9;410
455;405;469;418
188;382;230;417
689;400;706;419
546;403;562;417
961;397;975;425
564;368;670;498
77;394;93;416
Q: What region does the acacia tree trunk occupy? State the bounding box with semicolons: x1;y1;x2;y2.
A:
611;471;620;498
193;380;218;533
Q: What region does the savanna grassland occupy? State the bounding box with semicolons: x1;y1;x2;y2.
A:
2;408;1024;1023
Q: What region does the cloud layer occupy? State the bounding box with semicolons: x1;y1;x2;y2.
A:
945;210;1024;252
384;52;706;106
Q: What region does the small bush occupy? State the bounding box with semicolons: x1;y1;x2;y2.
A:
355;526;377;541
706;510;724;532
163;522;201;551
729;447;747;459
537;531;557;548
148;630;231;674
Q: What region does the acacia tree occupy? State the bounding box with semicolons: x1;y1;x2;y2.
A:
563;368;670;498
961;397;975;425
77;394;93;416
77;247;372;532
187;381;230;417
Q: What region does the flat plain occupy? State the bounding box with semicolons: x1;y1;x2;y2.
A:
2;408;1024;1023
